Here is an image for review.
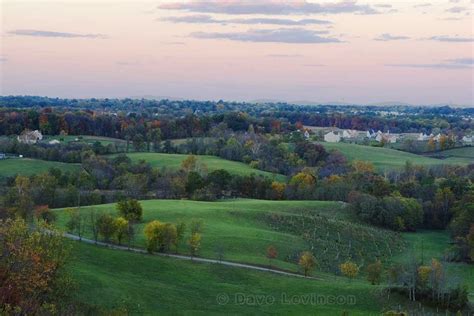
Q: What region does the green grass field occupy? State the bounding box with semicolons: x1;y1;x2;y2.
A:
45;135;127;146
121;152;286;180
54;199;468;314
317;142;471;170
53;199;403;273
0;158;80;178
432;146;474;160
67;241;406;315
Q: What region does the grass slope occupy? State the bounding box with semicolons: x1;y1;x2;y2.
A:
122;152;286;180
433;146;474;160
68;241;402;315
0;158;79;177
317;142;471;170
54;199;402;272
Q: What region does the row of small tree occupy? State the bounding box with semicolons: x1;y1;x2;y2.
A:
267;244;467;310
66;198;143;247
144;219;202;257
266;245;382;282
66;199;204;257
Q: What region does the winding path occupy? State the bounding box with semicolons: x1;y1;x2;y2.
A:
64;233;321;280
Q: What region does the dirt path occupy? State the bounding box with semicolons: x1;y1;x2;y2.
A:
64;232;321;280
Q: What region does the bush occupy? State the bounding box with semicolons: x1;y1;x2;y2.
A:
116;199;143;222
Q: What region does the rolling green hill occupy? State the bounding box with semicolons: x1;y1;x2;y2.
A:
121;152;286;180
431;146;474;160
317;142;471;170
0;158;80;178
67;241;403;315
53;199;403;272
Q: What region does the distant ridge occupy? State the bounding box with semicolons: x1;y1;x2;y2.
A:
129;95;185;101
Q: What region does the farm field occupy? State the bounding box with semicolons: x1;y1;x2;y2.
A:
120;152;286;180
67;241;406;315
53;199;403;272
316;142;472;170
0;158;80;177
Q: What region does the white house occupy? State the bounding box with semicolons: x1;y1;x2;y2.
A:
342;130;358;140
48;139;61;145
462;136;473;144
376;131;398;144
304;130;310;140
324;131;341;143
17;130;43;144
418;133;430;141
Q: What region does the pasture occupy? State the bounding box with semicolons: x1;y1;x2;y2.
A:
0;158;80;177
67;241;406;315
121;152;286;180
430;146;474;160
317;142;471;170
53;199;403;272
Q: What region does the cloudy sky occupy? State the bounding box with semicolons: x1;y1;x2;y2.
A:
1;0;473;105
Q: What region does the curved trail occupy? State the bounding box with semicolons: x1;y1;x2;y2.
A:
64;233;321;280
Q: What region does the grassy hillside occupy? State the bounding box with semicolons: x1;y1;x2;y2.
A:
53;199;403;272
122;152;286;180
68;241;404;315
0;158;80;178
432;146;474;160
317;142;471;170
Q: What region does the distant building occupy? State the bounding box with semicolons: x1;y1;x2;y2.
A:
0;153;5;159
324;131;341;143
17;130;43;144
304;130;310;140
49;139;61;145
342;130;358;140
376;131;398;143
462;136;473;144
417;133;430;141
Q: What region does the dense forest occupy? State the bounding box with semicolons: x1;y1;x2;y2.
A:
1;96;473;136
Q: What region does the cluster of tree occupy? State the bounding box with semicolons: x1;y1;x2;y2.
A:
66;199;143;247
0;218;72;314
448;191;474;263
0;106;291;144
168;134;341;177
144;219;201;256
2;96;472;135
0;137;116;163
343;162;473;235
349;191;423;231
387;258;468;310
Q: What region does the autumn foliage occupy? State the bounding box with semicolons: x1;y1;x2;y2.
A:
0;219;71;314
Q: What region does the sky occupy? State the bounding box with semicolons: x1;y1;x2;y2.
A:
0;0;473;106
